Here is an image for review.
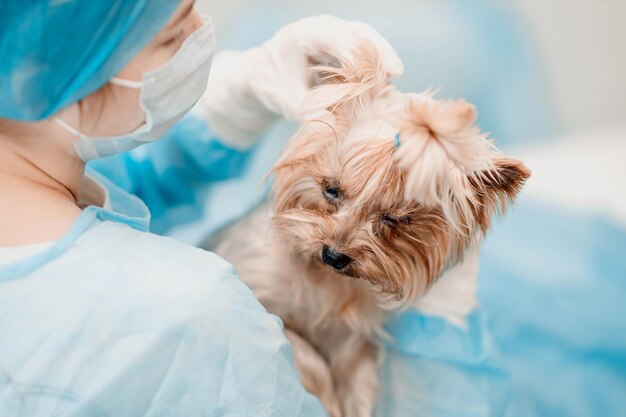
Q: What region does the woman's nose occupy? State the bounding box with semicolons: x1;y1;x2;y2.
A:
187;9;204;33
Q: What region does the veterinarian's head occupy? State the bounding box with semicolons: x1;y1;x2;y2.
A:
0;0;212;166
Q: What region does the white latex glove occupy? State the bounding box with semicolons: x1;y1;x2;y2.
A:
196;15;404;149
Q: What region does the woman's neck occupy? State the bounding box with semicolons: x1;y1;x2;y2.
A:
0;119;85;246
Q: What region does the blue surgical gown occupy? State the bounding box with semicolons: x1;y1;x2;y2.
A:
0;124;327;416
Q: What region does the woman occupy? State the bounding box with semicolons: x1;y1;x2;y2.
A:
0;1;402;415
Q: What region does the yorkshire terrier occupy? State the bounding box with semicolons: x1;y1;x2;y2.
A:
208;42;530;417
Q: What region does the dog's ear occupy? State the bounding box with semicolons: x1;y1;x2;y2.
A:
466;157;531;233
298;41;391;119
395;94;530;234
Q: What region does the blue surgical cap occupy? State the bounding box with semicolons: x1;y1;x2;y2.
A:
0;0;181;121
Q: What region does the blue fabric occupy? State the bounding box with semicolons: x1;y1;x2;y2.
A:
478;197;626;417
89;113;254;235
379;309;511;417
0;0;179;121
373;196;626;417
0;171;327;417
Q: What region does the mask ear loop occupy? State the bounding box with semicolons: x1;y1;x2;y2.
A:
54;117;87;139
54;76;142;137
110;77;143;89
57;75;154;161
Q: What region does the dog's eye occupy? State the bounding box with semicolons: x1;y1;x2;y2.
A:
381;214;399;227
323;186;341;202
381;214;410;227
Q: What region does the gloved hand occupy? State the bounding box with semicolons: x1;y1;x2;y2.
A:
196;15;404;149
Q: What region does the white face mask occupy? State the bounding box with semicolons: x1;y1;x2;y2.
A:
55;17;216;162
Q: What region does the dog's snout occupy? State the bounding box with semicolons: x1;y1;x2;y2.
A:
322;245;352;270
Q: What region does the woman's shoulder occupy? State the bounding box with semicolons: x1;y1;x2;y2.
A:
47;219;260;319
1;221;320;417
32;219;283;341
79;220;234;277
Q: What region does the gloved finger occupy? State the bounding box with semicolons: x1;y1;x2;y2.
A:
347;20;405;77
280;15;404;78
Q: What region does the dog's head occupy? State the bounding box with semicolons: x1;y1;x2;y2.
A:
270;42;530;308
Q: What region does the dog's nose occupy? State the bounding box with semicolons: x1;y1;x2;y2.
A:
322;245;352;270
